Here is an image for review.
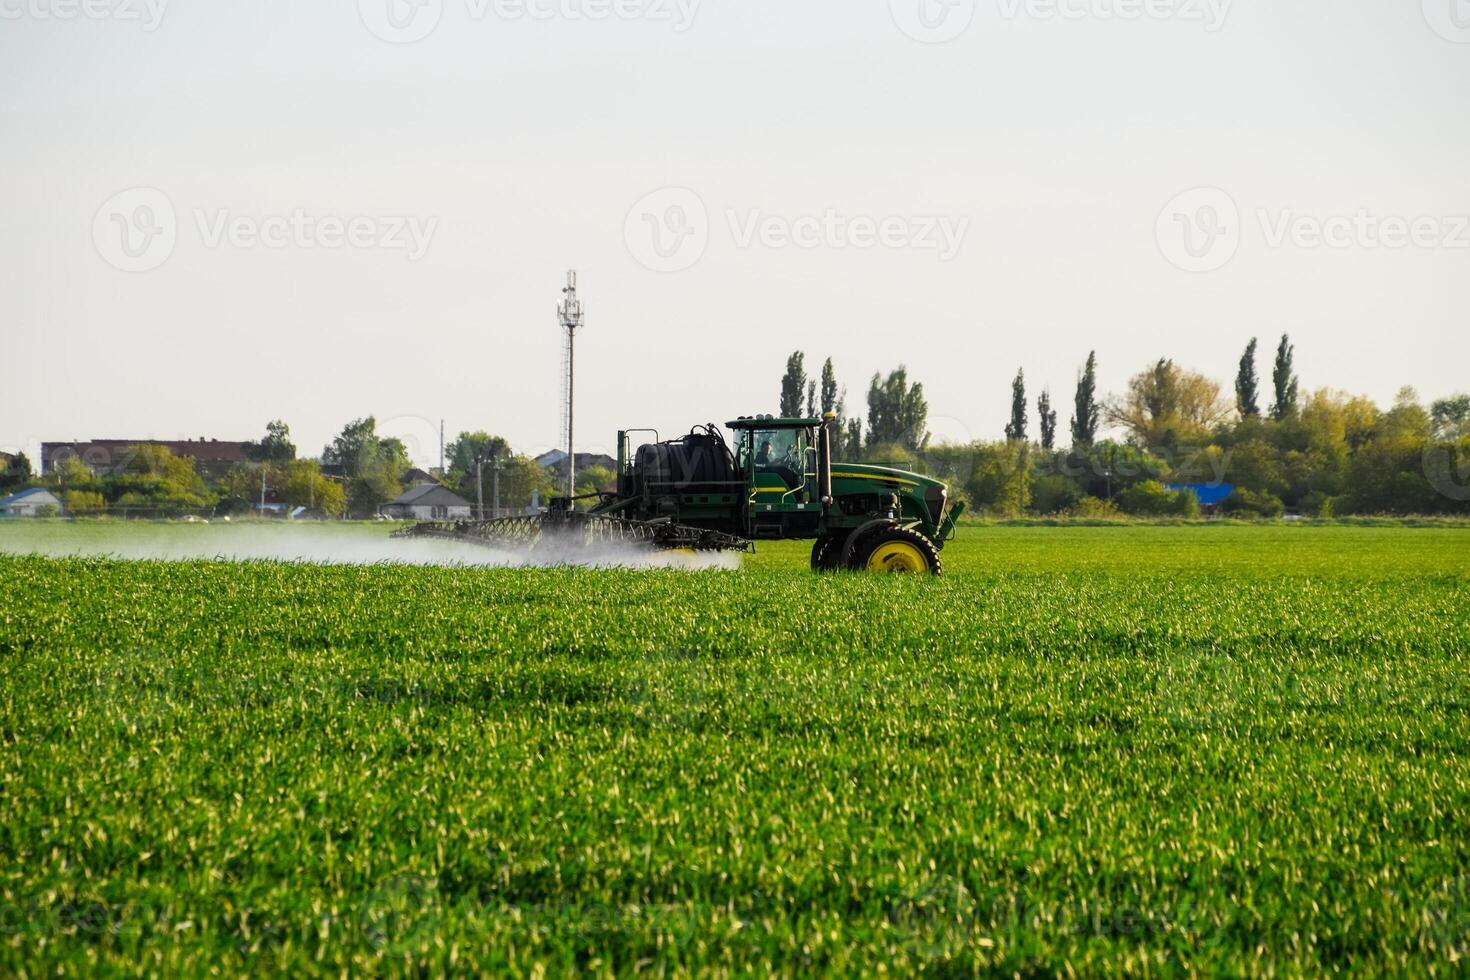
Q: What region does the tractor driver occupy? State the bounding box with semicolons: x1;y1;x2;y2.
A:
755;434;801;489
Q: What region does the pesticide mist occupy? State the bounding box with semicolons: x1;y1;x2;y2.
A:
0;522;743;571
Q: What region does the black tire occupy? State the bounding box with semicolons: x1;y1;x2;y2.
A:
849;526;942;575
810;535;845;572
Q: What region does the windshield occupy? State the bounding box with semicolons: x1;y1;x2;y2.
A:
740;427;813;491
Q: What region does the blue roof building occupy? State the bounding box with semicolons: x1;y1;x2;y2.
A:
0;487;63;517
1167;483;1236;509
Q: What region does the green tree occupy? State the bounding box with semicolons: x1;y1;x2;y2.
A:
843;418;863;460
0;451;33;492
1236;338;1260;417
1117;480;1200;517
1038;391;1058;451
1107;359;1229;453
1270;334;1300;421
1005;369;1028;442
213;463;265;514
45;455;99;494
1067;441;1169;501
113;445;217;512
499;455;559;511
446;432;511;480
1431;395;1470;439
866;367;929;451
820;359;840;416
1071;351;1100;447
1226;439;1290;499
281;459;346;516
62;489;106;515
779;352;807;418
964;442;1031;516
323;417;409;517
575;465;616;497
246;420;296;464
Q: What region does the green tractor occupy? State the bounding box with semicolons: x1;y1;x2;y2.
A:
394;414;963;574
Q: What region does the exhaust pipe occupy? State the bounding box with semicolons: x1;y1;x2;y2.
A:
818;412;835;509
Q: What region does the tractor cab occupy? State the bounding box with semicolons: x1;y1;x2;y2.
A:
726;416;826;538
728;417;817;492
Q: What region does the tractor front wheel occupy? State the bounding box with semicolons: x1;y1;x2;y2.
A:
850;526;942;575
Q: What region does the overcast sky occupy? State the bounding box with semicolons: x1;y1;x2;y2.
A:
3;0;1467;467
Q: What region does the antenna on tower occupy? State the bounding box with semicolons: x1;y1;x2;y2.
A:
557;270;586;499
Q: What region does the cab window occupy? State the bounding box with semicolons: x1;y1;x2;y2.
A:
752;429;809;489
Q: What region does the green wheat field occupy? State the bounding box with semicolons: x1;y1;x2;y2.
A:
1;522;1468;975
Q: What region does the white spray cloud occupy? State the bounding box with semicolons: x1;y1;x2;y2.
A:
0;524;742;571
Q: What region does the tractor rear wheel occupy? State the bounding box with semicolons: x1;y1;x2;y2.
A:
810;535;844;572
850;526;942;575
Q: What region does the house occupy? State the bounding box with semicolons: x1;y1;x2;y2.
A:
379;484;473;521
42;439;252;479
0;487;63;517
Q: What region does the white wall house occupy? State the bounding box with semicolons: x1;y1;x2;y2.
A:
0;487;63;517
380;484;473;521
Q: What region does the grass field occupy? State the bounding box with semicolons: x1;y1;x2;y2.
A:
1;522;1468;975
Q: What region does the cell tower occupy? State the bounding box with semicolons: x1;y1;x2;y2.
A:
557;270;586;498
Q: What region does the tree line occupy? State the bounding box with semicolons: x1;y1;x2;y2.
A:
2;417;575;520
779;341;1470;518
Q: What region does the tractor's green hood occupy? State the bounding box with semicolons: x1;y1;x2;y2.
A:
828;462;945;492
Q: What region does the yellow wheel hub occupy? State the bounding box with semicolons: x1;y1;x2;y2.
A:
865;541;929;573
